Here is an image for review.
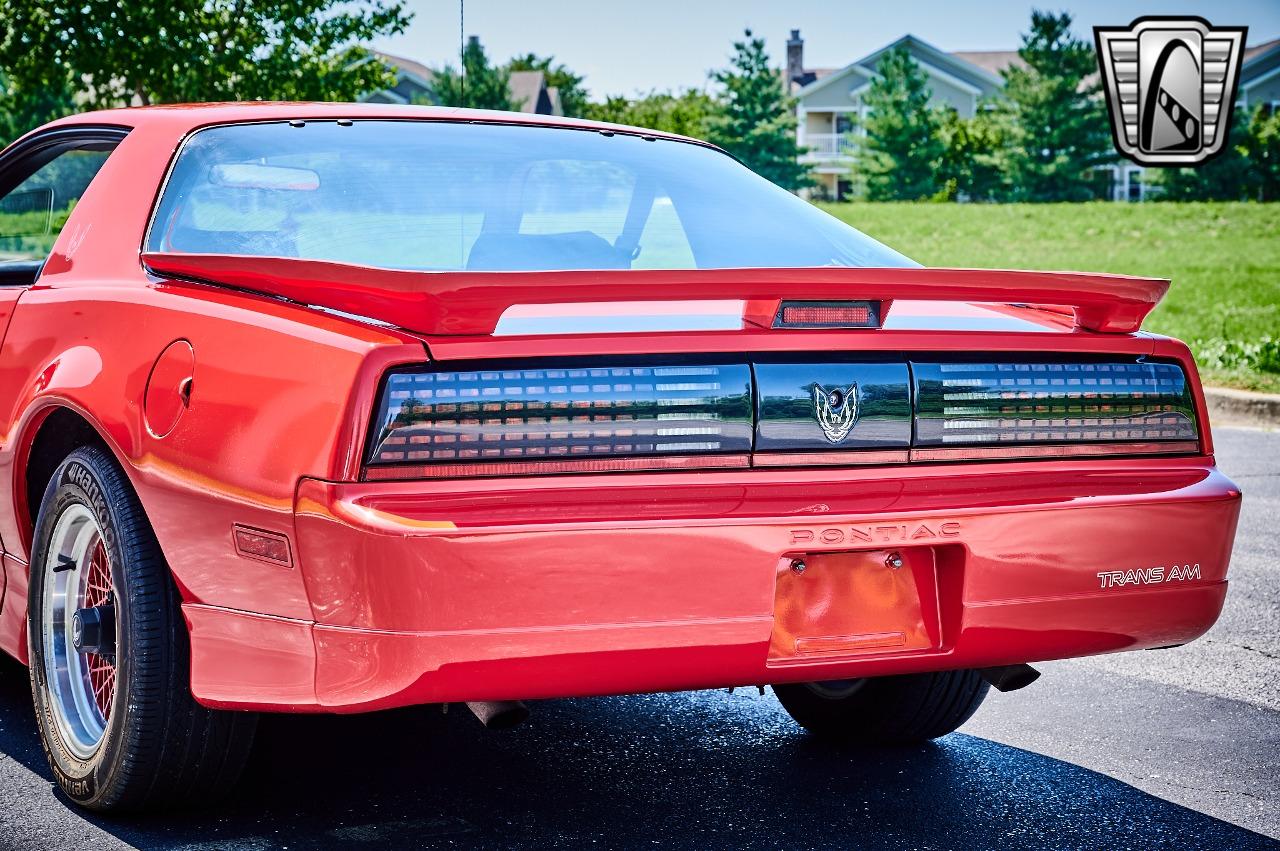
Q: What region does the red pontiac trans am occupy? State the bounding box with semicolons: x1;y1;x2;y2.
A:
0;104;1241;811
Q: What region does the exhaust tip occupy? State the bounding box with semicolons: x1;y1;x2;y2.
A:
465;700;530;730
978;664;1041;693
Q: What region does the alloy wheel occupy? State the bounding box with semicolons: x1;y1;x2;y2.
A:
40;503;117;759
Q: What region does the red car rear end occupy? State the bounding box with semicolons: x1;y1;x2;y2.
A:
0;105;1240;811
148;255;1240;714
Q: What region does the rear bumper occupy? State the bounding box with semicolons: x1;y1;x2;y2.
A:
185;458;1241;712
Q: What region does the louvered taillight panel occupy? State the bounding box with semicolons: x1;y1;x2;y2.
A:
365;357;1201;479
913;361;1198;446
367;364;753;466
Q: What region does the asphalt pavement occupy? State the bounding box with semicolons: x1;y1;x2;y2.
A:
0;426;1276;850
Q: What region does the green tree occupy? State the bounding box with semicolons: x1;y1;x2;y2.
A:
430;36;516;110
861;46;946;200
708;29;811;190
0;0;411;107
0;69;76;147
997;10;1111;201
584;89;718;138
1244;106;1280;202
937;106;1010;201
1155;110;1255;201
507;53;589;118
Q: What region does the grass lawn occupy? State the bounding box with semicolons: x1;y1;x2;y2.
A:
818;202;1280;393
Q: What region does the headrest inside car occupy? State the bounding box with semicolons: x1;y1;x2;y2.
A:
467;231;631;271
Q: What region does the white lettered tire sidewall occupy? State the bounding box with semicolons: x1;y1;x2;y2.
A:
28;451;131;806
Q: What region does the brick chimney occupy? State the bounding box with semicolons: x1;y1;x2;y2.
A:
786;30;805;86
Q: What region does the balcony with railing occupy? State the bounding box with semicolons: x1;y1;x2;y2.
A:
801;132;858;161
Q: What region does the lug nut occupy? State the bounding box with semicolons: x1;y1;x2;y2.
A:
790;558;807;574
885;552;904;570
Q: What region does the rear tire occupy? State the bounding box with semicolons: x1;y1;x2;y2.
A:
774;670;989;745
27;446;257;812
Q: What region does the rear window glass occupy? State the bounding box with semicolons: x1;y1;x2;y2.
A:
147;120;912;272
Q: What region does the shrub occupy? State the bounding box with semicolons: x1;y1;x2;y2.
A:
1193;337;1280;375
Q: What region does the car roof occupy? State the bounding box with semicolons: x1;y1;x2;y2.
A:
41;102;707;147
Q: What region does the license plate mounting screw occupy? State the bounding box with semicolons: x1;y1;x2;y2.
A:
790;558;807;574
885;552;904;570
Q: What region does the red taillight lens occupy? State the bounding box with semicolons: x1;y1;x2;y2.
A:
775;301;879;329
367;363;753;474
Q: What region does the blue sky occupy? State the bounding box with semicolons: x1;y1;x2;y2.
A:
372;1;1280;97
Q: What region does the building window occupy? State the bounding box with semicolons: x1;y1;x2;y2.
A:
1126;168;1144;203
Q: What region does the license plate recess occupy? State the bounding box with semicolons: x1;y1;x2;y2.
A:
768;548;942;661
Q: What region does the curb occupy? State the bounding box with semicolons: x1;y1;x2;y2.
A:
1205;386;1280;430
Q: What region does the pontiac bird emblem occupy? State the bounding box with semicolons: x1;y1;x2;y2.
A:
811;383;859;443
1094;17;1247;166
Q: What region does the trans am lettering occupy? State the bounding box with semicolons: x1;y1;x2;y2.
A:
789;521;961;546
1096;563;1201;589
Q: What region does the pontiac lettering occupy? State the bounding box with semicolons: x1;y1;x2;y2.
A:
790;521;961;546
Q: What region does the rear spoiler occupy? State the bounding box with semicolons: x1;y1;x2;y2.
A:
141;252;1169;336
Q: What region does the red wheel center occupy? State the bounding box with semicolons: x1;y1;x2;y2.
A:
84;541;115;720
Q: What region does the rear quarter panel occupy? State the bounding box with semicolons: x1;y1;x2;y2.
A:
0;282;423;627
